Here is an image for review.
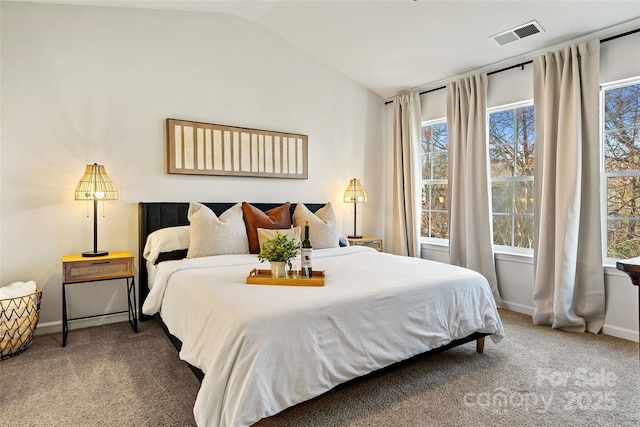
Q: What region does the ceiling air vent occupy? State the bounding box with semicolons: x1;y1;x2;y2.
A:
492;20;545;46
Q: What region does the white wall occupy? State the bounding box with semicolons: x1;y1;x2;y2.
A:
0;2;385;332
417;31;640;342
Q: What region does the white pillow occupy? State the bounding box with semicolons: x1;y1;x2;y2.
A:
187;202;249;258
143;225;190;264
257;227;302;253
0;280;37;300
292;202;339;249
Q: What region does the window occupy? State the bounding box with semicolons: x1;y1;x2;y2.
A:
488;102;535;249
420;120;448;239
602;80;640;260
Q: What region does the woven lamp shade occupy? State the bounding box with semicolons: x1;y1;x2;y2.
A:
74;164;118;201
343;178;367;239
343;178;367;204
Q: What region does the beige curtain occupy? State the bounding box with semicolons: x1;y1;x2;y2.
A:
532;40;604;333
390;93;421;257
447;74;503;306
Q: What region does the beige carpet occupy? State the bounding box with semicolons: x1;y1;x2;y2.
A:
1;309;638;426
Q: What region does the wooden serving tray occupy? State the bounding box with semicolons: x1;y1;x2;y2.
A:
246;269;325;286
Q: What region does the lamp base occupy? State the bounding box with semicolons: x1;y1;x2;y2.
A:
82;250;109;257
348;235;362;239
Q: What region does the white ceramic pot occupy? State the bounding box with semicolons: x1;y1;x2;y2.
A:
270;261;287;278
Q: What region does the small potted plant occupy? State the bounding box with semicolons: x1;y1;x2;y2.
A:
257;231;301;278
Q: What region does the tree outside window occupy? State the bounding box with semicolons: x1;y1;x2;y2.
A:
603;81;640;259
421;121;448;239
488;103;535;249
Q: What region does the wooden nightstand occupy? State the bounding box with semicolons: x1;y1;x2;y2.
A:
347;236;382;252
62;251;137;347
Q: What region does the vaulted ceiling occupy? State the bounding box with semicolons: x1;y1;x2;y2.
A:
16;1;640;99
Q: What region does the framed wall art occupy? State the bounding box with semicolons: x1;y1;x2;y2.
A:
166;118;308;179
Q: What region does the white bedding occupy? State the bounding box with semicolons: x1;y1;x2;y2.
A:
142;246;504;427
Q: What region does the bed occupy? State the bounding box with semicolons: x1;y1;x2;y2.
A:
138;201;504;427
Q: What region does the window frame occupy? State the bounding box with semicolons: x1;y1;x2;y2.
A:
487;99;535;255
420;117;449;245
599;76;640;265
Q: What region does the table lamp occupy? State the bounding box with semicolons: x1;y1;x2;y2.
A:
74;163;118;257
343;178;367;238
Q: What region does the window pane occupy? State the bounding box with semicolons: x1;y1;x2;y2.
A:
422;153;431;180
492;181;513;213
432;152;447;179
421;121;448;240
604;130;640;172
514;181;534;214
603;82;640;260
422;126;432;152
607;219;640;258
604;84;640;131
431;212;449;239
490;143;514;177
515;105;535;143
515;140;534;176
421;182;449;238
514;215;534;249
421;185;429;211
493;215;512;246
489;110;514;144
432;123;448;151
421;185;429;237
608;176;640;218
430;184;447;211
420;122;449;239
489;109;516;178
421;210;429;237
490;104;534;249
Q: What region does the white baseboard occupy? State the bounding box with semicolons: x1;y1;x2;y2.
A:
500;300;638;342
602;324;639;342
500;301;534;315
35;313;131;336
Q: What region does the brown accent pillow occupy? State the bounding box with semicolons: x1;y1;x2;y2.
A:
242;202;292;254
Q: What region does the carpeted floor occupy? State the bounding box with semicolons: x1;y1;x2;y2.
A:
0;318;199;426
1;309;638;426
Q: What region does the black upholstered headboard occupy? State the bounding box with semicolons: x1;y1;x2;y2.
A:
138;202;326;320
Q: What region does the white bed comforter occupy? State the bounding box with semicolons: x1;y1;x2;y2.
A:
142;246;504;427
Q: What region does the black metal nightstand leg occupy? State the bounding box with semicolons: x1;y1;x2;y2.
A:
127;277;138;333
62;283;68;347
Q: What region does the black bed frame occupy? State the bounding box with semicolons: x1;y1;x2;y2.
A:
137;202;488;383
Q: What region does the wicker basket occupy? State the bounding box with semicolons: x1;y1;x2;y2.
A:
0;290;42;360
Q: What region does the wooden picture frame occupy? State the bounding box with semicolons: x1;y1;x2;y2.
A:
166;118;308;179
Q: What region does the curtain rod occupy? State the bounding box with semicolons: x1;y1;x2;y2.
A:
385;27;640;105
